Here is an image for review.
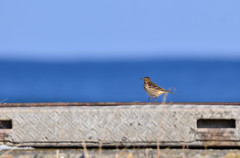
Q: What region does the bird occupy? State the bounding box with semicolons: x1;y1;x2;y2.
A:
141;77;175;102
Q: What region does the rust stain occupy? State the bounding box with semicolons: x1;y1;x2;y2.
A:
0;133;9;141
197;129;236;141
201;140;240;147
0;130;10;141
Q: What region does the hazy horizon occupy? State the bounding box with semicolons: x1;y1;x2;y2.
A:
1;51;240;62
1;0;240;61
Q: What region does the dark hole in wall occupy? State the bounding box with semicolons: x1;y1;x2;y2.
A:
0;120;12;129
197;119;236;128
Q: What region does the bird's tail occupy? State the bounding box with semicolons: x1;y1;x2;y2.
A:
167;87;176;94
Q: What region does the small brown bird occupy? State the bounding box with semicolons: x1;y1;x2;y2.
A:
141;77;175;102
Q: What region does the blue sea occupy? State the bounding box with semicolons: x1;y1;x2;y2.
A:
0;60;240;103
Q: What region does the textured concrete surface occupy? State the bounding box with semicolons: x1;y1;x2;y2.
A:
1;149;240;158
0;103;240;147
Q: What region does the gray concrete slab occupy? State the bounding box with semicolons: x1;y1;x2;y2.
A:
0;103;239;147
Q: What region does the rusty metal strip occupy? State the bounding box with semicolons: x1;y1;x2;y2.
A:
0;102;240;108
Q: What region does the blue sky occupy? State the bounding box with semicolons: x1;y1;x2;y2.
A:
1;0;240;61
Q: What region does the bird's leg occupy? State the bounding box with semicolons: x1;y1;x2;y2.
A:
154;97;157;102
148;97;151;102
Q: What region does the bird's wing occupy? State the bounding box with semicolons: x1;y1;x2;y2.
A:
149;82;166;91
149;82;175;93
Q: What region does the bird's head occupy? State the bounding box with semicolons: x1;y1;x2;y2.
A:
141;77;151;83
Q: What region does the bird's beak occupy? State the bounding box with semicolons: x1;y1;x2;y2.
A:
141;78;144;80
